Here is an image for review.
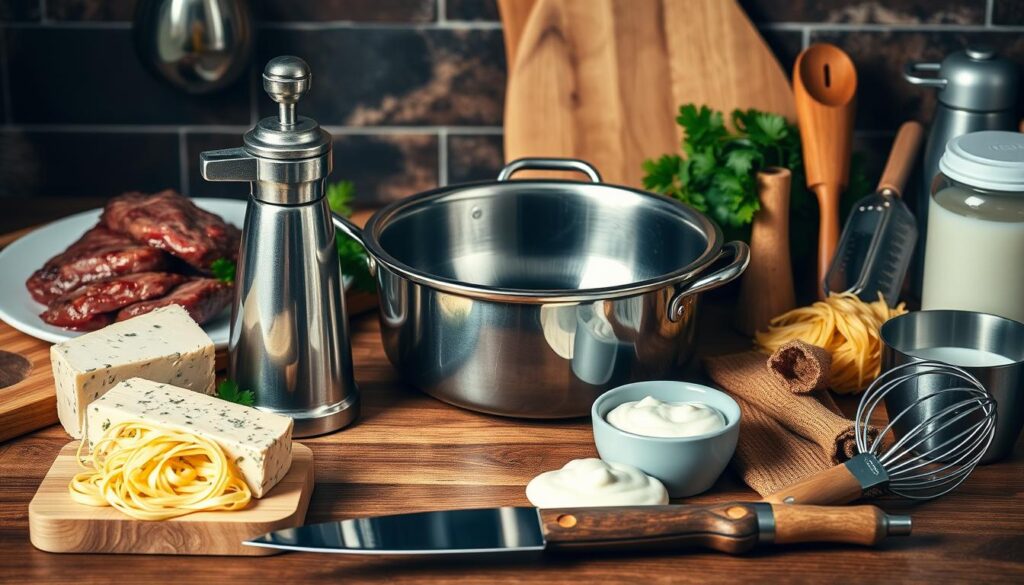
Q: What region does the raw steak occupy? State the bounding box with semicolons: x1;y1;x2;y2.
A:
117;278;232;324
26;225;171;304
100;190;241;270
41;272;187;331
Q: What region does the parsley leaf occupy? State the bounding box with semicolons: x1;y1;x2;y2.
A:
210;258;236;284
326;180;375;293
326;180;355;217
216;379;255;407
644;104;804;229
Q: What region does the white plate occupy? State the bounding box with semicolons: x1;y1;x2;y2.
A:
0;198;247;349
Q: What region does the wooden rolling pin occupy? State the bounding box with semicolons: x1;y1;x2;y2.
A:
735;167;795;335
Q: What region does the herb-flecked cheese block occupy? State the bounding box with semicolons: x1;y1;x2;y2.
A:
88;378;294;499
51;305;215;439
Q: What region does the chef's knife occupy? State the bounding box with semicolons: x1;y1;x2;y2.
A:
244;503;911;556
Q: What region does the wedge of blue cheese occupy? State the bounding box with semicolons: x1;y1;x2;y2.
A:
87;378;294;499
51;305;215;439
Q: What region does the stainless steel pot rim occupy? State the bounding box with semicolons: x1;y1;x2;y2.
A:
359;179;725;303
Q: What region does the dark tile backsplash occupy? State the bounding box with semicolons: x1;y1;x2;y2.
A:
447;133;503;183
739;0;987;25
811;29;1024;130
258;0;436;23
446;0;500;22
0;0;1022;205
0;1;40;22
47;0;136;21
0;130;180;196
6;28;251;125
256;27;505;127
992;0;1024;26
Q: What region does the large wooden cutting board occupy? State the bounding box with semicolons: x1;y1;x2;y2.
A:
504;0;795;188
29;442;314;556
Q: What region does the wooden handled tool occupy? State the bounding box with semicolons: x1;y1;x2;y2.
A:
735;167;796;335
793;43;857;292
539;502;910;554
763;460;872;506
877;121;924;196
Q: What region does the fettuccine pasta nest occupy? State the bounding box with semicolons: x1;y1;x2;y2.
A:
755;292;906;394
70;421;251;521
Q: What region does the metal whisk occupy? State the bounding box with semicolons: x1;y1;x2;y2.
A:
766;360;997;505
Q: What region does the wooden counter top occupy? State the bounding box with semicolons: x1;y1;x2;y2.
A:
0;205;1021;583
2;311;1022;583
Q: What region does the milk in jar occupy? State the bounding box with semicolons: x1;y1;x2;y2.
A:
922;131;1024;324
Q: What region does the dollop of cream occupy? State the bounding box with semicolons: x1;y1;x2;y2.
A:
525;458;668;508
606;396;726;438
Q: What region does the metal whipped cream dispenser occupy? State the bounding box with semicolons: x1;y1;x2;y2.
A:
199;56;360;436
904;47;1020;295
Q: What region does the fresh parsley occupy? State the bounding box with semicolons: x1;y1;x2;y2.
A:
643;103;870;271
326;180;355;217
643;105;803;229
216;379;255;407
210;258;236;284
326;180;375;293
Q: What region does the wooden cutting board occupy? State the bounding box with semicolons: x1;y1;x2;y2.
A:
504;0;795;188
0;321;58;443
29;442;314;556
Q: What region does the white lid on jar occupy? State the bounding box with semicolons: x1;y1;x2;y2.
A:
939;131;1024;192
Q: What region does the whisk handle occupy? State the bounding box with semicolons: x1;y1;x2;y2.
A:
763;455;889;505
772;504;909;546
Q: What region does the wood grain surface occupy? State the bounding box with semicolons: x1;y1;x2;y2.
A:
28;443;314;556
2;309;1022;583
735;168;796;335
504;0;795;189
0;322;58;443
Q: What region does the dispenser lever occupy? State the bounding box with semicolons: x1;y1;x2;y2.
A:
200;147;258;182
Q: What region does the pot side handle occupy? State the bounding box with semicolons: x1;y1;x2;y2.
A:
668;241;750;322
497;158;603;183
331;212;366;245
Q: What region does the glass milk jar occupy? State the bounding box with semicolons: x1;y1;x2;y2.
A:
922;131;1024;323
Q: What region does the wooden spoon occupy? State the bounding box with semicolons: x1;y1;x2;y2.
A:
793;44;857;293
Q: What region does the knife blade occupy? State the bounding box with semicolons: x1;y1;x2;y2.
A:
244;502;911;556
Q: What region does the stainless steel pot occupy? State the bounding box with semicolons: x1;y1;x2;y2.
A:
333;158;750;418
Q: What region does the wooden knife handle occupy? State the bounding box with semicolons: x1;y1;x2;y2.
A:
877;121;924;196
539;502;904;554
763;462;865;506
540;504;760;554
771;504;898;546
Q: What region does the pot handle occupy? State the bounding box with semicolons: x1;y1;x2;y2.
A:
331;212;366;245
667;241;750;322
497;158;603;183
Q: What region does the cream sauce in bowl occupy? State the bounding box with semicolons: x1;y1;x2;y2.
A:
605;395;726;438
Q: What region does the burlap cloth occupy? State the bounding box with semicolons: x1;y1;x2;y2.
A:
703;340;877;496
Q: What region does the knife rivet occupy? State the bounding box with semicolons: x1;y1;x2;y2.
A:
556;514;577;528
726;506;748;519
